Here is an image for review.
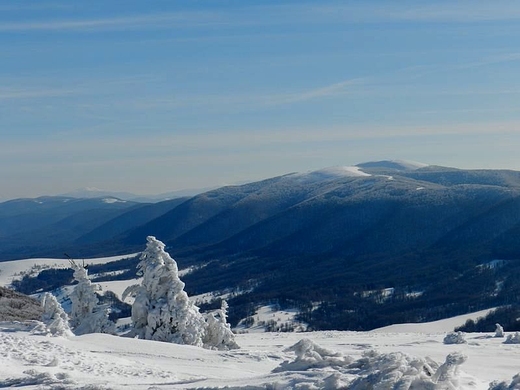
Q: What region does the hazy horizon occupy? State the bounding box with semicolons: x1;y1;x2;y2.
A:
2;1;520;200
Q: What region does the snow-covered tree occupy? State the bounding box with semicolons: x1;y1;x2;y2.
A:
495;323;505;338
123;236;206;346
39;292;73;337
203;300;239;350
69;260;115;335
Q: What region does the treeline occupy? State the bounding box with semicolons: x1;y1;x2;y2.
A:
11;250;520;332
456;306;520;333
226;257;520;331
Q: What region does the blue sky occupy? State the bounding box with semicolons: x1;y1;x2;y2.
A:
2;1;520;199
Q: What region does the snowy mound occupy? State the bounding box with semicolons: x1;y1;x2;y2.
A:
4;322;520;388
357;159;429;171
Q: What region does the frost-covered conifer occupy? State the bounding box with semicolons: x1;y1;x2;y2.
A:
495;323;505;338
203;300;239;350
123;236;206;346
40;292;73;337
69;260;115;335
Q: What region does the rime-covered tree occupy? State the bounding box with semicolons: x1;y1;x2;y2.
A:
123;236;206;346
203;300;239;350
495;323;505;338
39;292;74;337
69;260;115;335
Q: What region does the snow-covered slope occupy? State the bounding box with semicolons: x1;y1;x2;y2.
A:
1;324;519;389
0;254;138;287
371;308;497;334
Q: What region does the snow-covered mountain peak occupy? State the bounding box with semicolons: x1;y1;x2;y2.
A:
291;166;371;183
311;166;372;177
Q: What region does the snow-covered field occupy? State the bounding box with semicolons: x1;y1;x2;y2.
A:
2;255;520;389
0;254;138;287
2;321;520;389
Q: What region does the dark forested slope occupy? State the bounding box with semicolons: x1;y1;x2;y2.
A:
4;163;520;330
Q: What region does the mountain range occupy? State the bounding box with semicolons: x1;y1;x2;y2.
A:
3;160;520;330
60;185;215;203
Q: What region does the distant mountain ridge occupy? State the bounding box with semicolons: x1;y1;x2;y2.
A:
4;161;520;330
61;186;220;203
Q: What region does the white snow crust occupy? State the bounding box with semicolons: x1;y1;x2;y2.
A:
291;166;371;183
2;325;520;389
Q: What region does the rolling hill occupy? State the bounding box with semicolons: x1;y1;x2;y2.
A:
3;161;520;330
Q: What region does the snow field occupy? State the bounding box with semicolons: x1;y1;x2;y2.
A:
2;327;520;389
0;254;139;287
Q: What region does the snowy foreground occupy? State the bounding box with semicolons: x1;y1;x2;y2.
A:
2;320;520;389
1;252;519;389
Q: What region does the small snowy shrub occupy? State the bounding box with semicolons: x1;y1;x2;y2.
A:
203;300;239;350
495;323;505;338
504;332;520;344
443;331;467;344
69;260;115;336
37;292;73;337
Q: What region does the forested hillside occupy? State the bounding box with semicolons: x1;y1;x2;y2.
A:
3;162;520;330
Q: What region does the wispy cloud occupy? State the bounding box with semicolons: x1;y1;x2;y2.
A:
0;73;160;102
106;78;366;112
0;87;78;100
0;3;73;12
270;79;365;105
391;3;520;23
299;2;520;23
0;12;229;32
379;52;520;85
456;53;520;70
3;2;520;34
